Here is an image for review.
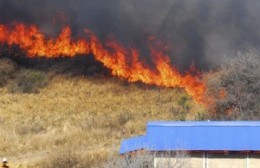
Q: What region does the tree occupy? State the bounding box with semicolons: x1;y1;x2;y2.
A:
205;52;260;120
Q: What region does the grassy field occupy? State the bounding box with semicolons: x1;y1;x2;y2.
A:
0;63;206;167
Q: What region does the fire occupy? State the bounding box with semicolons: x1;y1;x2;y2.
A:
0;23;206;103
0;24;89;57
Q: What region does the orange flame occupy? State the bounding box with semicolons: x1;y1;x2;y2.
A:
0;23;206;103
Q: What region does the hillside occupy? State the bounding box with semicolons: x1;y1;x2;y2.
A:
0;1;260;167
0;58;206;167
1;51;259;167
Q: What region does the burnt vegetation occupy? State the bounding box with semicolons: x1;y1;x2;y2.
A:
0;56;50;93
0;58;16;87
0;49;111;93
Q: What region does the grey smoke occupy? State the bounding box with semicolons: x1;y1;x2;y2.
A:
0;0;260;71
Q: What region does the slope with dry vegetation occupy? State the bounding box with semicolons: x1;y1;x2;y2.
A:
0;57;206;168
0;52;259;168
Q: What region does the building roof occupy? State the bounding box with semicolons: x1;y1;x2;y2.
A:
119;121;260;154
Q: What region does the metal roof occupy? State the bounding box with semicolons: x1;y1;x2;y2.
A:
148;121;260;127
119;121;260;154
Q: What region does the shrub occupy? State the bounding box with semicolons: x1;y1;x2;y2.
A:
39;150;93;168
205;52;260;120
105;151;190;168
0;58;17;87
10;69;49;93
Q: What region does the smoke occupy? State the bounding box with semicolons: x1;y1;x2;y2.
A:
0;0;260;71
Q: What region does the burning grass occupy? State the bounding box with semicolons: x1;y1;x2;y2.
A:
0;23;206;103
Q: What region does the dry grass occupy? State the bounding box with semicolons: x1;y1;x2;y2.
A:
0;72;206;167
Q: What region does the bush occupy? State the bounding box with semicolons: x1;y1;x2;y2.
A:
39;150;91;168
105;151;190;168
10;69;49;93
0;58;17;87
205;52;260;120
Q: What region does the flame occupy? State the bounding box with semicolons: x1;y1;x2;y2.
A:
0;23;207;103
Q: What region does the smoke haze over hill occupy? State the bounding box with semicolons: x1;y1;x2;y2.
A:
0;0;260;71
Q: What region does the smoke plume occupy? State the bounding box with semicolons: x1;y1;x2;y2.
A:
0;0;260;71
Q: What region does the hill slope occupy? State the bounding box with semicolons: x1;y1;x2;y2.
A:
0;69;205;167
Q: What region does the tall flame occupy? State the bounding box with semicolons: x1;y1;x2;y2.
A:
0;23;206;103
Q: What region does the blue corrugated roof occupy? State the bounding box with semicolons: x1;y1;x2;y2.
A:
119;136;146;154
119;121;260;154
148;121;260;127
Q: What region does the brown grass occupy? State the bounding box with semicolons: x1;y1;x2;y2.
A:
0;73;206;167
